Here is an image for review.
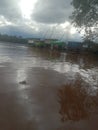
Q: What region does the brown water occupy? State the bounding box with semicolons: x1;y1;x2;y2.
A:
0;42;98;130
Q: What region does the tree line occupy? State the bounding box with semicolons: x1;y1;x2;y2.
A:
0;34;28;44
71;0;98;41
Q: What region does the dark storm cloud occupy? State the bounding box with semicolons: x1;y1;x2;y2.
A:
0;0;22;22
33;0;73;24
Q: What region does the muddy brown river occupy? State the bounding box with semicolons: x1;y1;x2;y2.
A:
0;42;98;130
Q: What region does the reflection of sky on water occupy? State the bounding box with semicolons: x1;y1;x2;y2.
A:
12;56;98;89
0;56;11;63
0;43;98;129
53;63;98;86
0;42;98;90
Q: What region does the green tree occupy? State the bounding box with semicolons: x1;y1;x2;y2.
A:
71;0;98;40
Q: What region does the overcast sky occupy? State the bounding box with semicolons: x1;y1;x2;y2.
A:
0;0;82;41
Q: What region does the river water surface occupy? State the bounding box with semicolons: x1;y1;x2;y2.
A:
0;42;98;130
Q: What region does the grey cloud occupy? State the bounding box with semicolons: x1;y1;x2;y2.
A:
33;0;73;24
0;0;81;41
0;23;82;41
0;0;22;22
0;24;41;38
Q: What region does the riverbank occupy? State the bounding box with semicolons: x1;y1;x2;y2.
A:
28;41;98;54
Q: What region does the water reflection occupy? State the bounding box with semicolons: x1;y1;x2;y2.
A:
29;48;98;68
0;44;98;89
65;53;98;69
58;76;98;122
0;43;98;129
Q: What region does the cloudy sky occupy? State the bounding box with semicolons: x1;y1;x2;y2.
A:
0;0;82;41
